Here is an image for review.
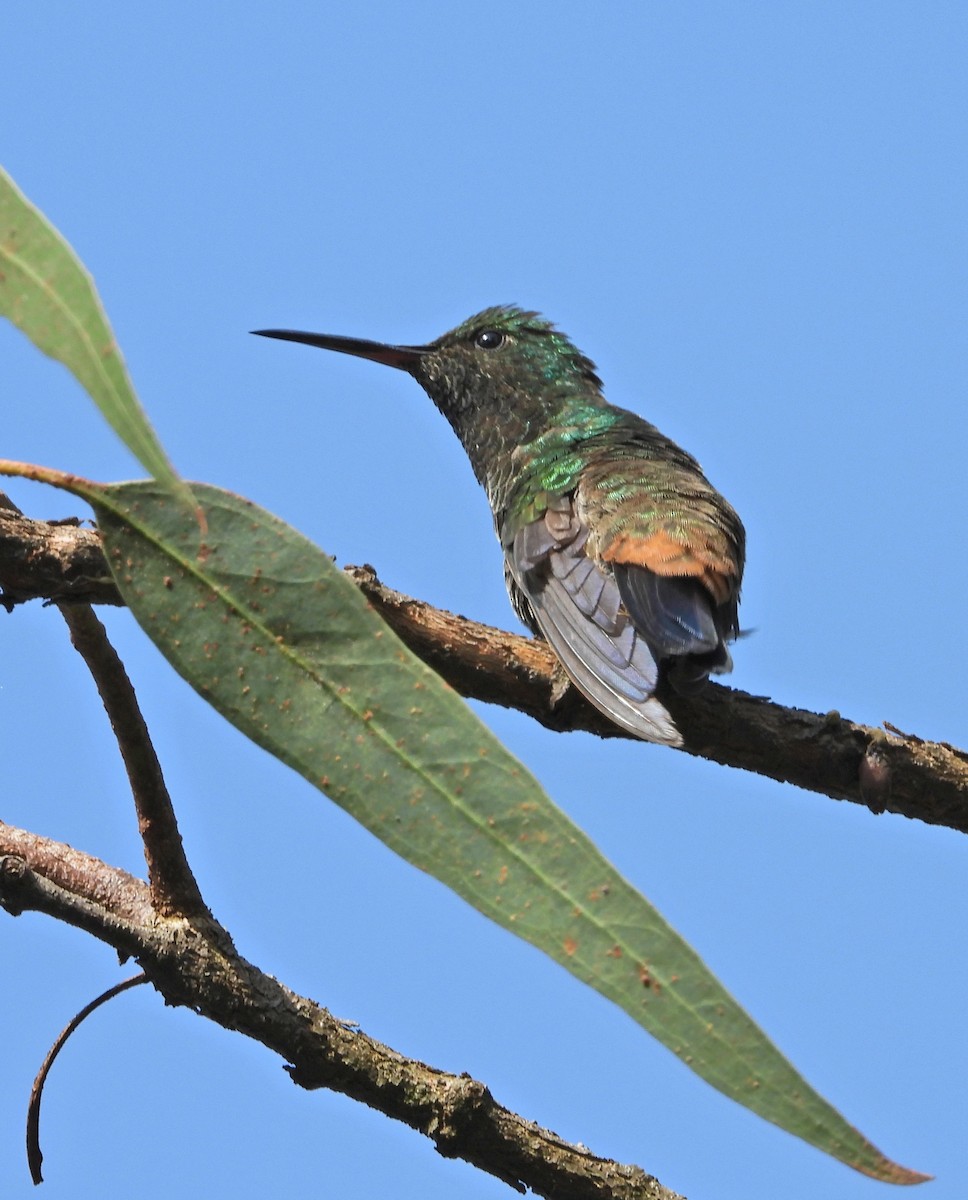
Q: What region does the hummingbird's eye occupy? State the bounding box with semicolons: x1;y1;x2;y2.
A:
475;329;506;351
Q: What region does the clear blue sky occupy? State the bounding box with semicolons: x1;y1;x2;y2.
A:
2;5;966;1198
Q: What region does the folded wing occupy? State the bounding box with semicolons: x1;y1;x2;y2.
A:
507;496;682;746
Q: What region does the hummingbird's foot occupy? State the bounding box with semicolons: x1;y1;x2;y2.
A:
548;661;576;710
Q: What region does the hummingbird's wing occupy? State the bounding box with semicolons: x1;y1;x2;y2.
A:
506;495;682;746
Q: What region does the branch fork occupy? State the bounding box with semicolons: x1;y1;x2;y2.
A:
0;496;686;1198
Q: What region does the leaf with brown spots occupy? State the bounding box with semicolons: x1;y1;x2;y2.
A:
23;471;927;1186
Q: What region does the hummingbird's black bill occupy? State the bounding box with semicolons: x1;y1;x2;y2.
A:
251;328;426;373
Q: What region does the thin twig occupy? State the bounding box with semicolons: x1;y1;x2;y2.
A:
57;604;209;918
26;973;148;1184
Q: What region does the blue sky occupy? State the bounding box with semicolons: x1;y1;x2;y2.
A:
1;4;966;1198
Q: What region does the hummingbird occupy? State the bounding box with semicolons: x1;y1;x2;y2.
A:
253;307;744;746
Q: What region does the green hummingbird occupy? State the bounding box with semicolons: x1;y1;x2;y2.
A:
254;307;745;746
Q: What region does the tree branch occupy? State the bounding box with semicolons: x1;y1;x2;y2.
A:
0;505;120;609
57;603;209;919
346;566;968;833
0;823;682;1200
2;503;966;833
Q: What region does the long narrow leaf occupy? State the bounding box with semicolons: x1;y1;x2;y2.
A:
0;168;187;503
56;474;923;1185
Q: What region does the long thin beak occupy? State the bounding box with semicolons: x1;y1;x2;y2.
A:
251;328;427;373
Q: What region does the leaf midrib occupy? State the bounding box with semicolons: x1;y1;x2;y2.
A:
88;483;812;1113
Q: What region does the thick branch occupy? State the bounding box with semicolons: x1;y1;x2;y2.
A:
2;506;966;833
0;507;120;608
0;823;681;1200
346;567;968;833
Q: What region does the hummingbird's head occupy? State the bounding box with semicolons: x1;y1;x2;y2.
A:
416;307;603;422
252;306;604;468
254;305;600;405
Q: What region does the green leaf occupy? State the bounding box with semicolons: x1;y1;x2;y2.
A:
70;476;926;1185
0;167;187;502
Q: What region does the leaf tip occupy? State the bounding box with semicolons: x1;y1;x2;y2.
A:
868;1162;933;1187
851;1147;932;1186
